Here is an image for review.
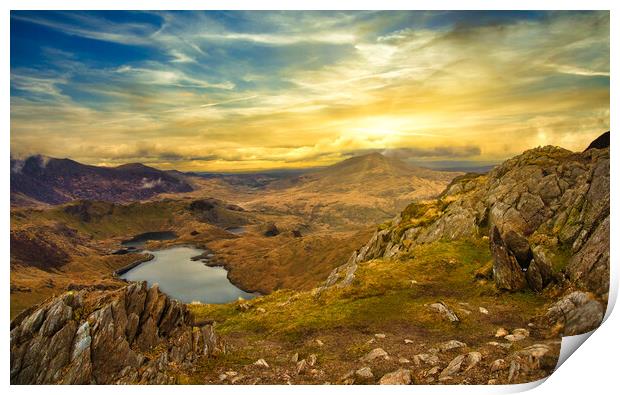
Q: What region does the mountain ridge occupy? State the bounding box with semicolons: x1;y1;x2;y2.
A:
10;155;193;206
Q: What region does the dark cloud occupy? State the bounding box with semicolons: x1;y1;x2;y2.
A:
385;146;481;159
347;145;481;159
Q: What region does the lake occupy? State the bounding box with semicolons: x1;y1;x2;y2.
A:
121;231;178;249
119;246;256;304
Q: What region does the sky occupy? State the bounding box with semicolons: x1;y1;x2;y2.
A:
10;11;609;171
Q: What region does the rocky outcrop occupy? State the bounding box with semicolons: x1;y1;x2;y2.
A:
324;134;609;307
585;131;609;151
10;282;220;384
546;291;605;335
489;227;527;291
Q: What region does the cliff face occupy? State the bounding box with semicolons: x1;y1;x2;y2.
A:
10;282;220;384
324;137;609;334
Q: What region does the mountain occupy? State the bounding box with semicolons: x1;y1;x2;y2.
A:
276;152;456;192
10;155;193;206
246;152;461;229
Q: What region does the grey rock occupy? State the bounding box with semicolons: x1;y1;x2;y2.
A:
10;284;220;385
360;347;388;362
355;367;374;381
379;368;412;385
565;300;605;335
428;302;460;323
439;340;467;352
490;227;527;291
547;291;605;335
439;354;465;380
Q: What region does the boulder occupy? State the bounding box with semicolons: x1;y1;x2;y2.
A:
439;340;467;352
494;328;509;338
490;227;527;291
565;300;605;336
413;353;440;366
253;358;269;368
439;354;465;380
355;367;374;382
504;328;529;342
504;230;532;269
547;291;605;335
428;302;460;323
379;368;412;385
360;348;388;362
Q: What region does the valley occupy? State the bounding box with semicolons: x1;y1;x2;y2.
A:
9;133;610;385
10;152;454;316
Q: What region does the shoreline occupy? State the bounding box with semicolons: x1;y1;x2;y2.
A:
113;243;262;300
113;253;155;276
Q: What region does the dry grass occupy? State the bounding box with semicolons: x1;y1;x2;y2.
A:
186;238;557;384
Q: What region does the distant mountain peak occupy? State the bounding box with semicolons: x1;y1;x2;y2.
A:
355;151;385;159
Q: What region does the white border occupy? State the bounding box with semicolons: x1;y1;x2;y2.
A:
2;2;617;394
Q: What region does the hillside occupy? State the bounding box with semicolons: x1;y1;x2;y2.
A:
10;156;193;206
244;153;460;229
9;196;371;312
11;133;609;385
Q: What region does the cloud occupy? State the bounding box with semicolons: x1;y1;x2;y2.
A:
115;65;235;90
11;12;157;46
10;11;609;171
382;146;482;159
139;178;164;189
548;64;610;77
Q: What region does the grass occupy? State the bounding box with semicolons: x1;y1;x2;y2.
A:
189;238;549;344
185;237;552;384
550;245;572;273
10;200;187;240
43;201;186;239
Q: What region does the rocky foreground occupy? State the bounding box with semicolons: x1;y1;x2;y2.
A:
9;281;565;385
10;282;220;384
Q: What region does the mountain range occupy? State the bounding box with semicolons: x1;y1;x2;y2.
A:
10;156;193;206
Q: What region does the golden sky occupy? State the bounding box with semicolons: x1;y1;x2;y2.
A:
10;11;609;171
